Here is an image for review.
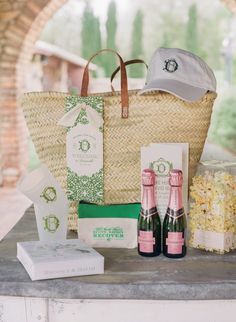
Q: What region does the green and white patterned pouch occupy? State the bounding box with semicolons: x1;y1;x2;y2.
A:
58;95;104;203
78;202;141;248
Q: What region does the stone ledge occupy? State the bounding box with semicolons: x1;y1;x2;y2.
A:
0;206;236;300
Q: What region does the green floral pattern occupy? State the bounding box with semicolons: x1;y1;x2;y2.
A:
66;95;103;130
77;108;89;125
67;168;103;202
65;95;104;203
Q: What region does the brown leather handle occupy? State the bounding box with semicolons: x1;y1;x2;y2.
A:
81;49;129;118
110;59;148;92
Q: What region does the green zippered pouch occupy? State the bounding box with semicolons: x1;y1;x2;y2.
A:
77;202;141;248
78;202;141;219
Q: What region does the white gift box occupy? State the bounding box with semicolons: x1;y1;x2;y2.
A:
17;239;104;281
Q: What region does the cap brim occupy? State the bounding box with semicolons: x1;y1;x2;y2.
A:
138;79;207;102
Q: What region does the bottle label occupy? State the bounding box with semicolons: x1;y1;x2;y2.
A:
166;232;184;254
166;207;184;219
140;207;157;219
138;231;155;253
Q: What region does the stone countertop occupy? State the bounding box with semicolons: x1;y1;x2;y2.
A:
0;206;236;300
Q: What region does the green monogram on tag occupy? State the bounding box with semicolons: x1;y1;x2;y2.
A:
150;158;173;176
93;227;124;241
40;187;57;203
43;215;60;233
78;139;91;152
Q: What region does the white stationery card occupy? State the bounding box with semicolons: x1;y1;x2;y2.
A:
141;143;189;222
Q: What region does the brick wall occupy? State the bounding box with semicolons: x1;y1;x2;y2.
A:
0;0;67;187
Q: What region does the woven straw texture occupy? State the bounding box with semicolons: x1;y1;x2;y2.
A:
21;90;216;230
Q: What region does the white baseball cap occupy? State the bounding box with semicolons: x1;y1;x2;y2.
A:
139;47;216;101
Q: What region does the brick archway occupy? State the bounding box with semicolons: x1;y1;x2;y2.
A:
0;0;68;187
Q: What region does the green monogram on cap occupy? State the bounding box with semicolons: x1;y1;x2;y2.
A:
150;158;173;176
163;59;178;73
43;214;60;233
40;186;57;203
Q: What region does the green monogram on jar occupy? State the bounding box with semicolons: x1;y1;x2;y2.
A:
40;186;57;203
43;215;60;233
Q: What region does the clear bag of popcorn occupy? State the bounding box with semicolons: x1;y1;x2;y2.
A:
189;160;236;254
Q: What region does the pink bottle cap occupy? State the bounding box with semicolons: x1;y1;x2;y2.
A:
142;169;156;186
169;169;183;186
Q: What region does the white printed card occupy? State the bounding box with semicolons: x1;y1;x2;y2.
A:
141;143;189;222
64;96;104;203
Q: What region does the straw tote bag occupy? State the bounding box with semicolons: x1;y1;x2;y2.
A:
21;49;217;230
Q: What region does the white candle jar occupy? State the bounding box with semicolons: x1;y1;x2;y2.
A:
18;164;68;241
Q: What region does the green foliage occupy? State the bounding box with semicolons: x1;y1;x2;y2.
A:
209;98;236;153
93;16;103;68
40;0;233;78
104;1;117;77
94;16;102;53
232;56;236;84
160;14;185;49
194;10;224;69
185;3;198;55
162;31;172;48
81;3;102;68
81;3;94;58
130;9;144;78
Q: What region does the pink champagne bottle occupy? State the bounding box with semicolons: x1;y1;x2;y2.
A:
163;169;187;258
138;169;161;257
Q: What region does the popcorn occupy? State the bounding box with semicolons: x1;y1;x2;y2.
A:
189;161;236;254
